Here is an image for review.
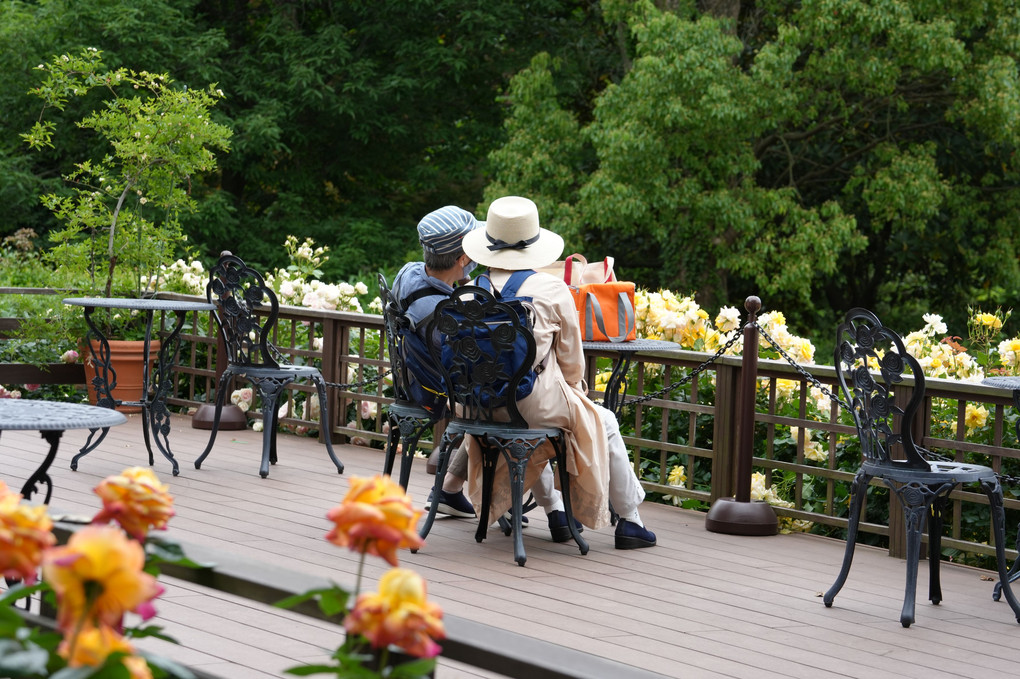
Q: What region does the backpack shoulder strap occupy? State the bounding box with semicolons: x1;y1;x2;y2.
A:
397;286;446;311
492;269;536;298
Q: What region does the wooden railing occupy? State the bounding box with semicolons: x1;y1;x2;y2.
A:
4;290;1020;565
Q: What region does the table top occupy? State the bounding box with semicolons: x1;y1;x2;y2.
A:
0;400;127;430
982;376;1020;390
63;297;215;312
582;338;681;353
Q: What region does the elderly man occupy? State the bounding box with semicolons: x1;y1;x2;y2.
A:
392;206;579;542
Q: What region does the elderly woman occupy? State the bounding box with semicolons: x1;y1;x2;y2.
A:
460;196;656;549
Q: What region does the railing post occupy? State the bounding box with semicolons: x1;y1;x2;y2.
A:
704;295;778;536
711;361;738;502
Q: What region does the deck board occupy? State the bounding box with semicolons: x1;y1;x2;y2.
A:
3;412;1020;678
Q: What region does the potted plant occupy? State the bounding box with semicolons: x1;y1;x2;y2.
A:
18;47;231;407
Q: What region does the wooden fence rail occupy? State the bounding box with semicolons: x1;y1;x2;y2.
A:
3;289;1020;566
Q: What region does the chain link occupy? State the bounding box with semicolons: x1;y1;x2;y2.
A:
324;369;392;392
267;341;392;392
755;324;851;411
614;329;744;408
610;321;1020;488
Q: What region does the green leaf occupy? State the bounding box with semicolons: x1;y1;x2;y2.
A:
0;643;51;676
144;536;210;569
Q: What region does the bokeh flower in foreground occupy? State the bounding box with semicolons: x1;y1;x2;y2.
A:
326;475;424;566
0;480;56;583
345;567;445;658
42;524;163;633
58;623;152;679
92;467;175;541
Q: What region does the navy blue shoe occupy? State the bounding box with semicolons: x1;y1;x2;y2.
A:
615;518;656;549
547;510;584;543
426;489;476;518
500;511;528;527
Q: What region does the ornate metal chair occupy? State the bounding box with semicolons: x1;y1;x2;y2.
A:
378;273;441;489
824;308;1020;626
416;285;588;566
194;253;344;478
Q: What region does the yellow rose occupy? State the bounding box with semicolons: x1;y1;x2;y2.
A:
0;481;55;584
42;525;163;633
92;467;175;541
965;404;988;432
325;475;424;566
345;568;445;658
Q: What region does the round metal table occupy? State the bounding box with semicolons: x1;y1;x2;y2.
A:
0;400;126;504
63;297;216;476
582;338;681;417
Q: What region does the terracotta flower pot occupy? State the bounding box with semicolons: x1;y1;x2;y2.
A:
82;339;160;414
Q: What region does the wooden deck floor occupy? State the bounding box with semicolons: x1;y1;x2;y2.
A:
3;412;1020;678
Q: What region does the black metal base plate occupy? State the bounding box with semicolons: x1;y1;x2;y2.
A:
705;497;778;536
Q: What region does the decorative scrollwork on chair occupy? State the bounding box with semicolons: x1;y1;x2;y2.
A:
194;252;344;478
824;308;1020;626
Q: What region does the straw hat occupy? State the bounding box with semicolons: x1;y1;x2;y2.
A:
462;196;564;270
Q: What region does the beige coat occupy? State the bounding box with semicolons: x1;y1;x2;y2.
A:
464;269;612;529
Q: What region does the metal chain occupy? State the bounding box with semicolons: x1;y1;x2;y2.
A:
615;329;745;408
324;369;392;392
612;321;1020;488
267;341;392;392
755;324;851;412
755;325;1020;488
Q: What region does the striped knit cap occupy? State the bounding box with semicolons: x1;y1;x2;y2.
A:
416;206;481;255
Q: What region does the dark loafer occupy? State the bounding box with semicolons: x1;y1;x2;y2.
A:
615;518;656;549
547;510;584;543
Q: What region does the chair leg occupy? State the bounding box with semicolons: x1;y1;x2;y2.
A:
994;522;1020;602
500;438;530;567
398;420;430;490
194;370;234;469
416;431;461;543
553;436;588;555
475;444;498;545
312;376;344;474
253;377;289;478
382;413;399;477
824;469;870;608
981;476;1020;622
928;492;951;606
892;481;939;628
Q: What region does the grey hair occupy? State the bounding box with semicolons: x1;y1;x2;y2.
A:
423;248;463;271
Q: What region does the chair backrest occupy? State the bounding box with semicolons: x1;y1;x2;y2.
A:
207;253;281;369
378;273;419;406
834;308;929;470
428;285;537;429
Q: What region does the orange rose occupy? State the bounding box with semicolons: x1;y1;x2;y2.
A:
345;568;445;658
42;524;163;633
325;475;424;566
92;467;175;541
57;622;154;678
0;480;56;584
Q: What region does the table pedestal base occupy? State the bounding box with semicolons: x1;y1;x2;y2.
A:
705;497;778;536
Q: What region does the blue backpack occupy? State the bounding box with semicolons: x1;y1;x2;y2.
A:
390;287;450;419
438;270;546;408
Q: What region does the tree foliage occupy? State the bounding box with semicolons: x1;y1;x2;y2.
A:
0;0;619;281
487;0;1020;335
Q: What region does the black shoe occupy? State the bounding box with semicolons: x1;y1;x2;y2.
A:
547;510;583;543
615;518;656;549
499;511;528;527
426;489;476;518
